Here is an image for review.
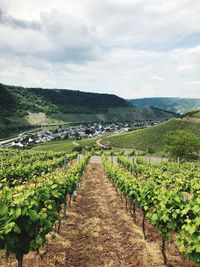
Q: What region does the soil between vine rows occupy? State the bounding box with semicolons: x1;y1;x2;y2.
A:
0;157;195;267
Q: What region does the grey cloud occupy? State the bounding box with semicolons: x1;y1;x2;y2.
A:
0;8;100;63
0;0;200;98
35;46;99;64
0;8;41;30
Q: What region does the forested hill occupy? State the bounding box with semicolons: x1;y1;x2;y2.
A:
129;97;200;114
0;83;130;116
0;83;178;138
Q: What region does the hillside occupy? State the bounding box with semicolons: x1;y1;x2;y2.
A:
181;110;200;123
0;83;130;116
129;97;200;114
0;83;177;139
182;109;200;119
51;106;177;123
102;119;200;152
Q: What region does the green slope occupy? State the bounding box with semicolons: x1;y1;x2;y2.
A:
51;106;177;123
0;83;130;116
102;119;200;152
0;83;177;139
31;140;76;153
31;137;98;153
129;97;200;114
77;137;98;147
183;109;200;118
0;83;130;138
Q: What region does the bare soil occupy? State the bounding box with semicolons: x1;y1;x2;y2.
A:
0;157;195;267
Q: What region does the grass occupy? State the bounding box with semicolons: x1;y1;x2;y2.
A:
31;140;76;153
102;119;200;152
31;137;99;152
77;137;98;147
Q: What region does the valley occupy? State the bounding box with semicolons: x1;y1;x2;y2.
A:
0;83;177;139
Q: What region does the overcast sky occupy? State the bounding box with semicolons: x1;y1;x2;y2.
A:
0;0;200;98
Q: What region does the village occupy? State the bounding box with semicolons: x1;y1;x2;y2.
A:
8;120;161;148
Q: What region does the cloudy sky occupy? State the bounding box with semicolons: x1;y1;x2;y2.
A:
0;0;200;98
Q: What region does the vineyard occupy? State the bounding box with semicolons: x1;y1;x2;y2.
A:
0;148;199;266
0;148;90;267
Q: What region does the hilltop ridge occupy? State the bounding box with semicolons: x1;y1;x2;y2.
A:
129;97;200;114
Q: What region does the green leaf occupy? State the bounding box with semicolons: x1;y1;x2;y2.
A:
29;210;39;221
15;207;21;218
151;213;158;224
4;222;15;234
186;224;196;235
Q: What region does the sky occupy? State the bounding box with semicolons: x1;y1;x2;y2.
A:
0;0;200;99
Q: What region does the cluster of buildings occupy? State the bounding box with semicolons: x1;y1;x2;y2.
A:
7;120;160;148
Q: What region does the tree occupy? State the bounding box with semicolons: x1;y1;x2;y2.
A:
164;130;200;160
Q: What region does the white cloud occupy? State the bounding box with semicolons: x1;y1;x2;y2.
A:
0;0;200;98
150;75;163;81
187;80;200;85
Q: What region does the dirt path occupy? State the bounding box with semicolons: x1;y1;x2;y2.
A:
0;156;194;267
63;157;165;267
96;138;106;148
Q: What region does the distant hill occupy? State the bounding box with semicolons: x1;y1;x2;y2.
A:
0;83;130;116
102;119;200;152
129;97;200;114
0;83;177;138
